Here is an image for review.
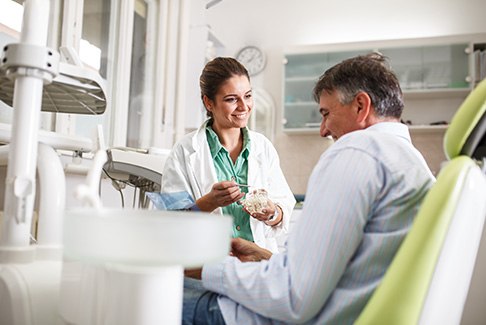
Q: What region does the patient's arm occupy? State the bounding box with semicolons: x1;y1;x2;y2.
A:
231;237;273;262
184;238;273;280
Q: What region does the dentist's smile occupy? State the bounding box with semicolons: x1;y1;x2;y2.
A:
233;112;248;119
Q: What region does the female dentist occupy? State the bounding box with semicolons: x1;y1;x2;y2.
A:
161;57;295;253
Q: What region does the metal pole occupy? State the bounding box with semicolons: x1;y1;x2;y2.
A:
0;0;51;259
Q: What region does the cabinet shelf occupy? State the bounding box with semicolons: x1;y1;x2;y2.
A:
285;76;319;82
282;124;448;135
403;88;470;99
285;101;315;107
408;124;448;132
282;34;486;132
283;88;471;104
282;128;320;135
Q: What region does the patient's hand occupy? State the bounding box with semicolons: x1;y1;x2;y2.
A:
230;238;272;262
184;268;202;280
185;239;272;279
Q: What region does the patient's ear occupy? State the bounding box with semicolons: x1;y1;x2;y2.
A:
354;92;371;123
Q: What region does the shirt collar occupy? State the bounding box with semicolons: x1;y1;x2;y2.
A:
241;127;251;159
206;125;223;158
205;124;251;159
367;122;412;143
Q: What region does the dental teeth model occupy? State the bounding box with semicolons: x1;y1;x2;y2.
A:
241;189;269;214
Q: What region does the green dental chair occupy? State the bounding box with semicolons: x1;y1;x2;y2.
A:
355;78;486;325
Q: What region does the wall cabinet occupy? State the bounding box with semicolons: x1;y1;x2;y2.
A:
282;34;486;133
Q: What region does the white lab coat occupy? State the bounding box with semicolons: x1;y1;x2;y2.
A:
161;121;296;253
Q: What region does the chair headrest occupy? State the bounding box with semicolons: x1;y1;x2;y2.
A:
444;79;486;160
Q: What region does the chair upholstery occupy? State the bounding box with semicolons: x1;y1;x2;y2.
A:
444;79;486;160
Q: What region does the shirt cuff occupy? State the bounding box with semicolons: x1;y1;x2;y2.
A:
188;202;200;211
201;256;234;295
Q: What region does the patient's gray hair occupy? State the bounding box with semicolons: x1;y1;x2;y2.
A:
312;53;404;118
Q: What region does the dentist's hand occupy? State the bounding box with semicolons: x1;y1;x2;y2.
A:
196;180;245;212
241;196;282;226
243;199;276;221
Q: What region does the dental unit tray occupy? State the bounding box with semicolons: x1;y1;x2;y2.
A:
104;148;168;188
0;61;107;114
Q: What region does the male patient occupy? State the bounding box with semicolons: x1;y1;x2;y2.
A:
182;53;435;324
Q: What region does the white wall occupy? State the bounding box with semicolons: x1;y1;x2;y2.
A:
205;0;486;195
206;0;486;130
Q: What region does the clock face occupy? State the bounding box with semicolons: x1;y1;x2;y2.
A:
236;46;266;76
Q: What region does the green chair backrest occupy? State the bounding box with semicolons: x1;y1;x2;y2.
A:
355;156;480;325
444;79;486;160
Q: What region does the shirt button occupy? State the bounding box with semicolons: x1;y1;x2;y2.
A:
236;225;241;231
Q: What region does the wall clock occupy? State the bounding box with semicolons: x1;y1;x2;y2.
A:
236;46;266;76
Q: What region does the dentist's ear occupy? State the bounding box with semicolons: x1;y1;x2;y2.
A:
202;95;213;111
355;92;371;123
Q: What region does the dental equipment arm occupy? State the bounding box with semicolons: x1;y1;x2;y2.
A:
74;150;107;209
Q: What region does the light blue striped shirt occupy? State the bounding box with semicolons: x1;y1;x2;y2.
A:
202;122;435;324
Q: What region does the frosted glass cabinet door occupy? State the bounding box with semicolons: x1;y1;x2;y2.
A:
283;50;369;130
283;42;472;131
380;44;469;90
283;53;321;130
